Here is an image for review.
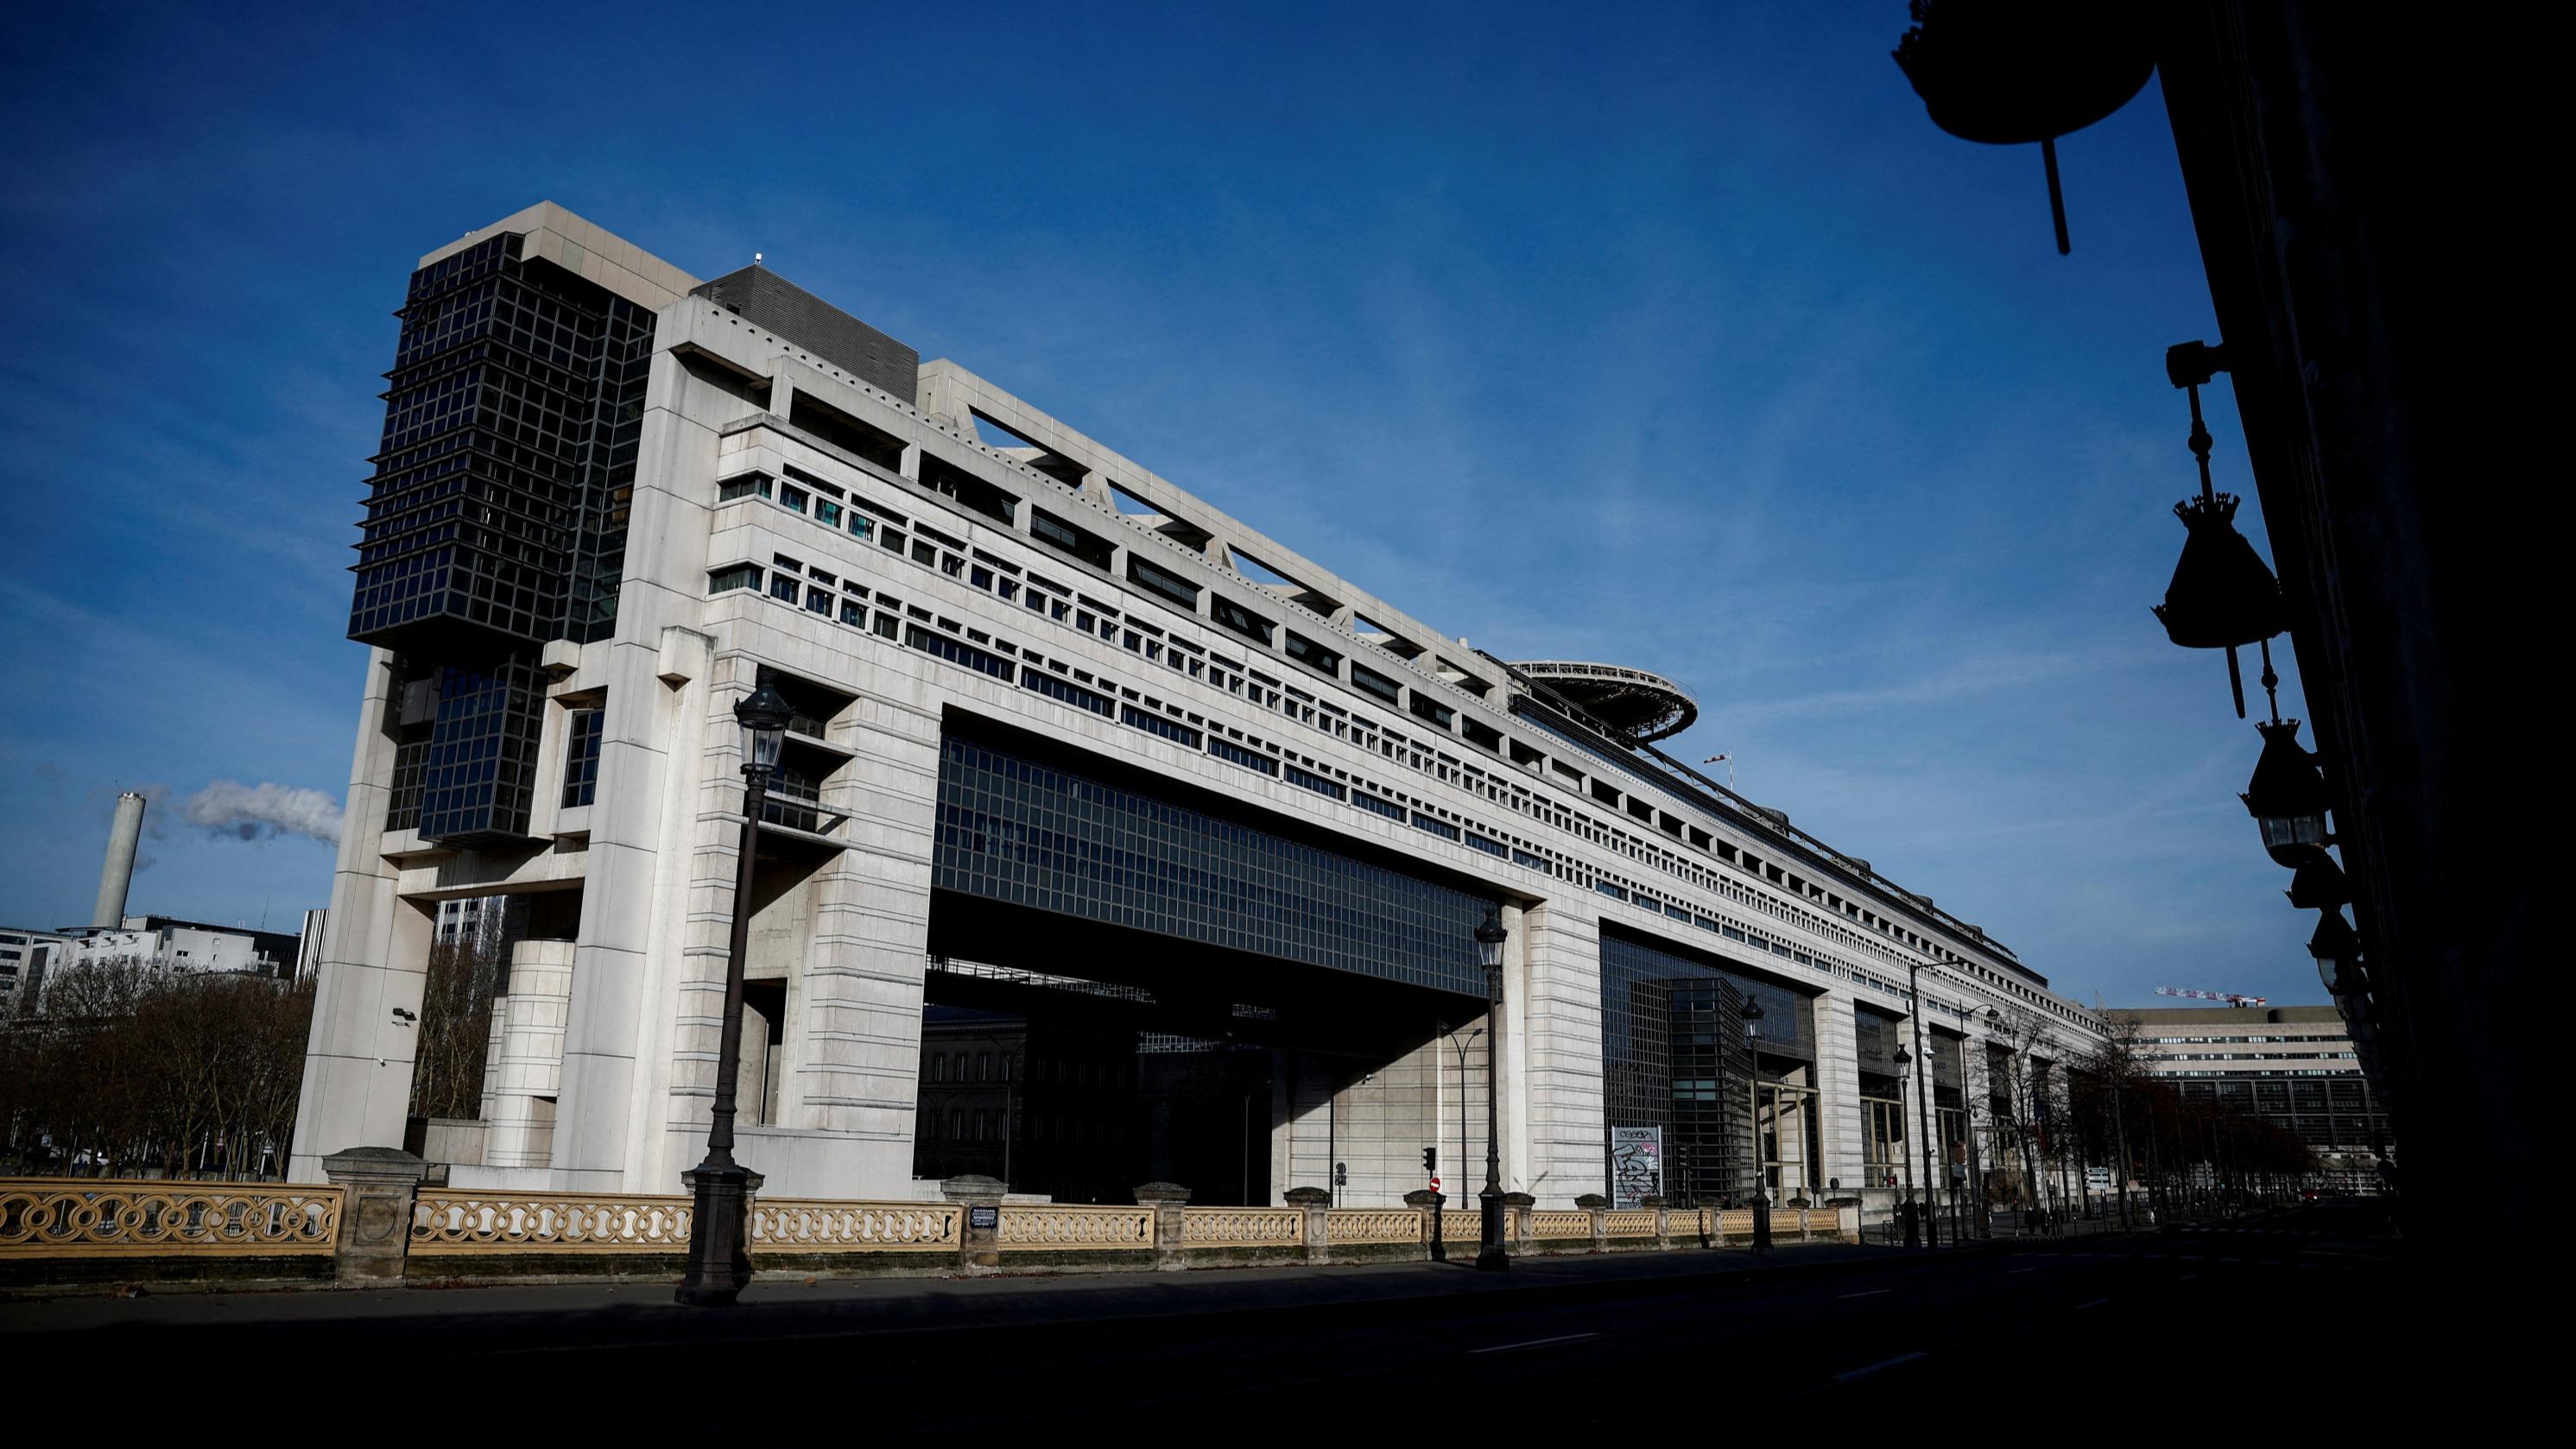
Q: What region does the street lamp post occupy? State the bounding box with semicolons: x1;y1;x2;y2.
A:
1907;960;1942;1248
1744;995;1771;1254
677;681;794;1307
1895;1043;1919;1248
1473;906;1510;1272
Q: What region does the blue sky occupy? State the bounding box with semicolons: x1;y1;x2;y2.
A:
0;3;2313;1007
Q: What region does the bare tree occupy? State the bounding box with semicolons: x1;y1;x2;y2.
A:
0;956;317;1179
408;934;507;1123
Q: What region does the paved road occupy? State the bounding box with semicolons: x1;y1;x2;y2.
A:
9;1204;2461;1423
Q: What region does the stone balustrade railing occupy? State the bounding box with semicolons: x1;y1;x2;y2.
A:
0;1167;1860;1291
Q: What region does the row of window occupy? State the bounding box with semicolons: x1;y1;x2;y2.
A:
712;449;2083;1035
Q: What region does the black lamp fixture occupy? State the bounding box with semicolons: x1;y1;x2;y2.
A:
2308;910;2365;998
675;677;799;1307
2284;849;2351;911
1472;904;1510;1272
1741;993;1771;1251
2244;718;2332;868
1892;1;2155;253
737;680;794;775
2152;341;2287;719
1474;907;1508;971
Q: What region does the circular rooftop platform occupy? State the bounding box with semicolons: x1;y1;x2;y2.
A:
1512;661;1699;743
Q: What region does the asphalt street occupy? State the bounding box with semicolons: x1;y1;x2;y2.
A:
6;1204;2478;1427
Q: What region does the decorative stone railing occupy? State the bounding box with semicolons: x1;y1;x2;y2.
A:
0;1170;1861;1290
411;1190;693;1254
1323;1208;1422;1244
996;1203;1155;1251
0;1178;342;1257
1180;1205;1303;1247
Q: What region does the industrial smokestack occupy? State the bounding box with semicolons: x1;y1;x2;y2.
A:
93;791;146;928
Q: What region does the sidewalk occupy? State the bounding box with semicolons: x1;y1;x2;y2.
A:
1;1237;1925;1346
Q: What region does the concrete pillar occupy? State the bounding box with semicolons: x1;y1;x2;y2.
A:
321;1146;429;1287
484;938;573;1168
1135;1181;1190;1270
1502;1191;1535;1251
1513;902;1602;1201
944;1174;1005;1273
1284;1186;1332;1263
1404;1188;1445;1262
92;791;145;929
1576;1193;1608;1252
288;650;428;1180
1813;990;1864;1196
1643;1193;1671;1250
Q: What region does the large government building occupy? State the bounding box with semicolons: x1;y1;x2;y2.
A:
288;203;2110;1209
2108;1004;2389;1192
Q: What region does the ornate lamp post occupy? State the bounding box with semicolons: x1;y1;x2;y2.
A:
1894;1043;1919;1248
1473;905;1510;1271
677;680;794;1307
1744;995;1771;1253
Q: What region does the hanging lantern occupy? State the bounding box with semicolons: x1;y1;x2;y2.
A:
1892;1;2155;253
2243;719;2332;867
2283;849;2351;910
2153;341;2285;718
2307;910;2363;992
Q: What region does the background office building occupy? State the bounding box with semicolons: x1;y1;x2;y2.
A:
2110;1004;2389;1191
290;204;2108;1207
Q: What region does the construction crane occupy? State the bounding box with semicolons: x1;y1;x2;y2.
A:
2155;986;2269;1007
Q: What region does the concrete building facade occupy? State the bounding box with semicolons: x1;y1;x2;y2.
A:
288;203;2108;1206
2109;1003;2388;1191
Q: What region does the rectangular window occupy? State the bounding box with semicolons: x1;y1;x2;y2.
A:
1021;668;1113;716
1284;763;1346;800
1207;737;1277;775
804;586;832;615
1465;832;1509;858
1353;790;1406;821
905;625;1011;679
1284;631;1343;676
814;499;842;528
769;573;799;603
708;564;761;595
780;484;809;515
1122;706;1202;748
1410;812;1460;841
1031;509;1116;569
718;474;772;502
1408;693;1455;730
1351;664;1402;706
839;599;866;627
1128;557;1200;609
560;708;603;808
1210;597;1274;646
1462;720;1503;752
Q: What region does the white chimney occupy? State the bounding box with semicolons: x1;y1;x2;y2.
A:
93;791;146;928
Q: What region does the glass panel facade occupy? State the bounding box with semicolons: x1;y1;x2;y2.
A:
934;733;1494;994
560;707;603;808
418;656;547;844
1598;930;1760;1206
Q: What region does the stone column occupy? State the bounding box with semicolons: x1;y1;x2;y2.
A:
321;1146;430;1288
1576;1193;1609;1252
944;1174;1005;1273
1135;1181;1190;1271
1404;1189;1445;1262
1285;1186;1332;1263
1642;1193;1671;1250
1502;1191;1535;1251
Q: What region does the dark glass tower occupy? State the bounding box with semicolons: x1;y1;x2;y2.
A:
350;231;655;847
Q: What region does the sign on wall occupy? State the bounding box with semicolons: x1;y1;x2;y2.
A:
1611;1126;1663;1209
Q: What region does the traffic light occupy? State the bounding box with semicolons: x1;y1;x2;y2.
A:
1422;1147;1438;1174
